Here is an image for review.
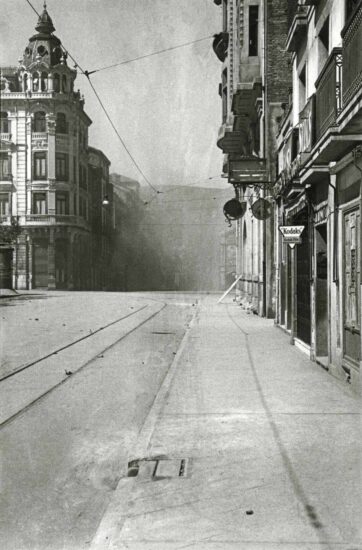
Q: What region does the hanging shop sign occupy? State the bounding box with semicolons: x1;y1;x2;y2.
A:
279;225;305;248
223;199;247;221
251;198;272;220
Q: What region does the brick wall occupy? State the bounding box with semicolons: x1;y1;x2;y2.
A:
266;0;292;104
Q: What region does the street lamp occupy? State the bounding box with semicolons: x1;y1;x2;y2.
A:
102;195;110;206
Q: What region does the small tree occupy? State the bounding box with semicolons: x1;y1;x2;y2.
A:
0;217;22;245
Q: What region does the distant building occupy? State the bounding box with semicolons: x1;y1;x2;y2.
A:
0;6;112;290
88;148;113;290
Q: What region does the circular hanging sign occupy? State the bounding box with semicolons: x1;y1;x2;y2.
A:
223;199;247;220
251;198;272;220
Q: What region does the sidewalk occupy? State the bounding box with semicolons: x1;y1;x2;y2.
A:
91;296;362;550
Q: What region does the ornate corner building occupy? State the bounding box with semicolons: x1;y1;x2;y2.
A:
0;6;113;290
275;0;361;389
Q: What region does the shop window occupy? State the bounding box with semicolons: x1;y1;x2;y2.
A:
56;112;68;134
0;194;10;216
32;192;47;214
56;192;69;215
0;153;11;180
56;153;69;181
249;5;259;57
33;152;47;179
0;112;9;133
33;111;46;133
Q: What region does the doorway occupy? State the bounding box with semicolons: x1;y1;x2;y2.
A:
32;240;48;288
315;224;328;361
342;206;360;371
295;210;311;345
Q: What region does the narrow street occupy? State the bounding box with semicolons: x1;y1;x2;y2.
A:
0;291;361;550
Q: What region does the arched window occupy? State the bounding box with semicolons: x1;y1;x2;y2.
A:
23;73;28;92
33;111;46;133
33;72;39;92
56;112;67;134
0;112;9;133
41;72;48;92
62;75;67;93
54;73;60;93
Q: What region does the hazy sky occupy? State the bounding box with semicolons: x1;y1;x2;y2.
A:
1;0;229;192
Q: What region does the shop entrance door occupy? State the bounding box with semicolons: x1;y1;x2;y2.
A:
296;213;311;345
33;240;48;288
315;224;328;361
343;206;360;370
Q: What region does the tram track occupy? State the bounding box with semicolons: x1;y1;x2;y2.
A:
0;304;149;383
0;301;167;430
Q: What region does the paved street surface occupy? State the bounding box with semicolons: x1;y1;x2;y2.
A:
0;292;361;550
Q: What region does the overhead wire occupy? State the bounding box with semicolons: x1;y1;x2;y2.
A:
23;0;217;200
84;35;215;76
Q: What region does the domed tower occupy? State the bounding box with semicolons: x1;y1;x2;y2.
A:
18;2;76;94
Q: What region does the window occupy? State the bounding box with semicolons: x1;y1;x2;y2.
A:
56;112;67;134
62;75;67;93
318;17;329;72
54;73;60;93
33;192;47;214
79;164;87;189
34;152;47;179
222;68;228;123
249;6;259;57
0;194;10;216
41;72;48;92
33;72;40;92
33;111;46;133
298;64;306;113
56;192;69;215
0;112;9;133
56;153;68;181
79;195;87;219
0;153;11;180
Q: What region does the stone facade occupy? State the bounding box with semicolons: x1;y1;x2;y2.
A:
0;6;113;290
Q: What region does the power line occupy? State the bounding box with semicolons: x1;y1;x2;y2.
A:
24;0;159;194
86;76;159;193
84;35;215;76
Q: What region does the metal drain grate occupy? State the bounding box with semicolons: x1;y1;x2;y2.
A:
127;457;189;479
153;458;188;479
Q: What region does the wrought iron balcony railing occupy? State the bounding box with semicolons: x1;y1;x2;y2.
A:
341;0;362;106
315;48;342;142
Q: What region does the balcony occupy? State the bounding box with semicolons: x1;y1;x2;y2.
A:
25;214;90;230
299;94;315;156
0;133;12;142
286;4;308;52
315;48;342;142
212;32;229;62
217;123;244;154
228;157;267;185
340;0;362;125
